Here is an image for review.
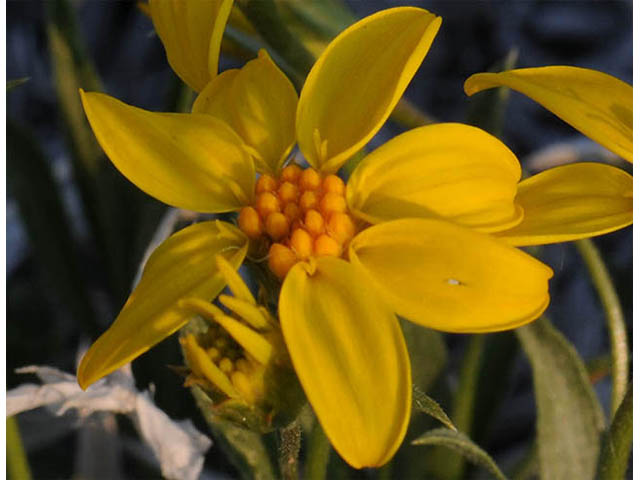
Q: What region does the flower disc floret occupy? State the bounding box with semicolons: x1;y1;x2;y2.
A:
238;165;358;279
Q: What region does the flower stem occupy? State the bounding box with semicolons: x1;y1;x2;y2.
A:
305;419;331;480
430;335;485;480
575;238;628;417
279;421;302;480
7;417;32;480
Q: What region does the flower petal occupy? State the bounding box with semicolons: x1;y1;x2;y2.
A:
80;90;255;212
296;7;441;173
279;257;411;468
77;221;248;389
349;219;553;333
465;67;633;163
149;0;233;92
347;123;523;232
497;163;633;246
194;50;298;174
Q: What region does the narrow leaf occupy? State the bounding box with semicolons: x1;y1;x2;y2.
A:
412;428;507;480
413;386;456;431
7;121;97;334
7;77;30;91
466;48;519;137
47;0;137;303
597;384;632;480
516;317;605;480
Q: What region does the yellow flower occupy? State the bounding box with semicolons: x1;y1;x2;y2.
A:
77;7;631;468
464;66;633;245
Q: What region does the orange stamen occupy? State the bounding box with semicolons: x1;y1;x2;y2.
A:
255;174;277;194
304;210;325;237
319;192;347;218
256;192;281;218
268;243;297;279
290;228;313;259
322;174;345;195
238;207;262;238
281;164;302;183
314;234;341;257
278;181;299;204
299;168;321;191
265;212;289;241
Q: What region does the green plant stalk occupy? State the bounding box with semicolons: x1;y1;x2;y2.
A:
7;417;32;480
575;238;628;417
279;421;301;480
597;383;632;480
305;419;331;480
236;0;315;89
429;335;485;479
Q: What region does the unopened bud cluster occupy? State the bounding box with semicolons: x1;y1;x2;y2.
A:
179;257;304;432
238;164;359;279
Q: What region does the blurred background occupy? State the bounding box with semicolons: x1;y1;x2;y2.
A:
6;1;632;478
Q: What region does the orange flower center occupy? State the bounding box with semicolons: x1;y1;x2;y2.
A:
238;164;359;279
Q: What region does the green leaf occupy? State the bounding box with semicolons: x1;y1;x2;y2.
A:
413;386;456;431
597;384;632;480
412;428;507;480
7;121;97;334
466;48;519;137
47;0;154;303
7;77;30;91
516;317;605;480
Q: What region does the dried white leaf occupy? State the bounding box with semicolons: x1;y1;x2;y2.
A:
7;363;212;480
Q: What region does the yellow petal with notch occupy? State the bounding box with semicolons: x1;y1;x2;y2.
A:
350;219;553;333
194;50;298;174
347;123;523;232
80;90;255;212
296;7;441;173
465;66;632;163
279;257;411;468
77;220;248;389
497;163;632;246
149;0;233;92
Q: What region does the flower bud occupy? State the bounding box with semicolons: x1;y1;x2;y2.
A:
178;256;305;432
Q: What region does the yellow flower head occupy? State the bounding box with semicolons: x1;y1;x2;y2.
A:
178;255;304;432
77;7;631;468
